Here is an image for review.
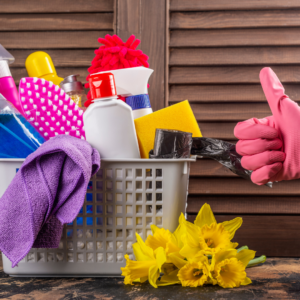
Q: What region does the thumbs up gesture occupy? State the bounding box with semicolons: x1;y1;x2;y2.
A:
234;67;300;185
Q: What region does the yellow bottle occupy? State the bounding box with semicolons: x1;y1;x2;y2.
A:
25;51;63;86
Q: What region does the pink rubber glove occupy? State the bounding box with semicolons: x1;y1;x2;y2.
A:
234;67;300;185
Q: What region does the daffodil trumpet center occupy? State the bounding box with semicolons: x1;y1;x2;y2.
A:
193;268;204;277
205;238;215;248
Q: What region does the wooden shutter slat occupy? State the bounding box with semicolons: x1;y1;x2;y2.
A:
170;11;300;29
190;160;238;177
169;84;300;102
170;28;300;47
187;196;300;214
170;0;300;11
0;31;112;49
189;103;271;121
189;178;300;195
0;0;114;13
169;66;300;84
0;14;113;31
199;122;236;140
11;68;89;84
10;50;94;68
187;214;300;257
170;47;300;66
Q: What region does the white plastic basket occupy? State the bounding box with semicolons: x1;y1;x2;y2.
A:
0;157;195;276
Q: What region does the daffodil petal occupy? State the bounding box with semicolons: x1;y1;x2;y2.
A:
213;248;237;267
179;244;202;260
194;203;216;228
155;247;167;270
140;276;148;283
133;243;152;261
150;224;159;235
222;217;243;240
173;214;187;249
230;242;239;249
146;227;174;253
236;249;256;267
159;269;180;286
241;277;252;286
135;233;155;260
148;264;160;288
168;253;188;269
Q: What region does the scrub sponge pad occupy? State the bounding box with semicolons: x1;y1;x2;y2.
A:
134;100;202;158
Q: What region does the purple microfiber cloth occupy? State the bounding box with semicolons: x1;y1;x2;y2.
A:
0;135;100;267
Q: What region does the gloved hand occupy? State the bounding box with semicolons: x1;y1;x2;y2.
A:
234;67;300;185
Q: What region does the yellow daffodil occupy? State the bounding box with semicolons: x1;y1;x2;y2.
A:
145;224;183;262
121;233;167;288
194;203;243;241
180;204;242;257
177;255;211;287
211;248;255;288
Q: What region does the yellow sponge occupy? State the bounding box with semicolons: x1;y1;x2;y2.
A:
134;100;202;158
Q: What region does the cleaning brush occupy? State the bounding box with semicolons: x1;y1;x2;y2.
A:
19;77;85;141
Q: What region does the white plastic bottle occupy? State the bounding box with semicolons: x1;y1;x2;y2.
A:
125;94;153;119
83;73;140;159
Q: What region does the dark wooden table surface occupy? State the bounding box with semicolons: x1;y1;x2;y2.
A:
0;255;300;300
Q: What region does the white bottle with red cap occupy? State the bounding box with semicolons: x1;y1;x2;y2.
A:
83;72;141;159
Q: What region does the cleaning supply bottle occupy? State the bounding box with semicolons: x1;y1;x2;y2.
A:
0;93;45;158
126;94;153;119
0;44;24;116
60;74;87;108
25;51;63;86
84;67;153;119
83;73;140;159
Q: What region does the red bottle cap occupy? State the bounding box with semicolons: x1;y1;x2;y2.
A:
89;73;117;100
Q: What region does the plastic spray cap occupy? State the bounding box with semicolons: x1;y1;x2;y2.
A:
0;44;14;64
25;51;63;85
89;73;117;100
126;94;151;110
0;44;15;78
97;67;153;97
60;74;83;93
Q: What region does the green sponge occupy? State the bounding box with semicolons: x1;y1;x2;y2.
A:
134;100;202;158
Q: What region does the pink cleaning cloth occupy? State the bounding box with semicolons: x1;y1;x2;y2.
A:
19;77;85;141
233;67;300;185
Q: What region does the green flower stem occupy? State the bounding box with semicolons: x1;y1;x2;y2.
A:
237;245;249;252
247;255;267;268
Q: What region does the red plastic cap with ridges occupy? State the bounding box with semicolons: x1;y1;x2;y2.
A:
89;73;116;100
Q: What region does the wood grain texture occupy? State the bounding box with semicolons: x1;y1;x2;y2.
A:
0;31;112;49
170;47;300;66
1;258;299;299
170;0;300;11
170;28;300;47
187;214;300;257
170;11;300;29
169;66;300;84
10;50;95;68
169;84;300;102
116;0;141;40
117;0;166;111
11;68;89;85
0;13;113;31
189;178;300;195
140;0;166;111
190;159;238;177
199;122;236;140
187;195;300;214
190;103;271;121
0;0;114;13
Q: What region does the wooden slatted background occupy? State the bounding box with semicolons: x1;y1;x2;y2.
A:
0;0;114;85
169;0;300;256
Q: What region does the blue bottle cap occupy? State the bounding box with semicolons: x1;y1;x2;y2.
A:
125;94;151;110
